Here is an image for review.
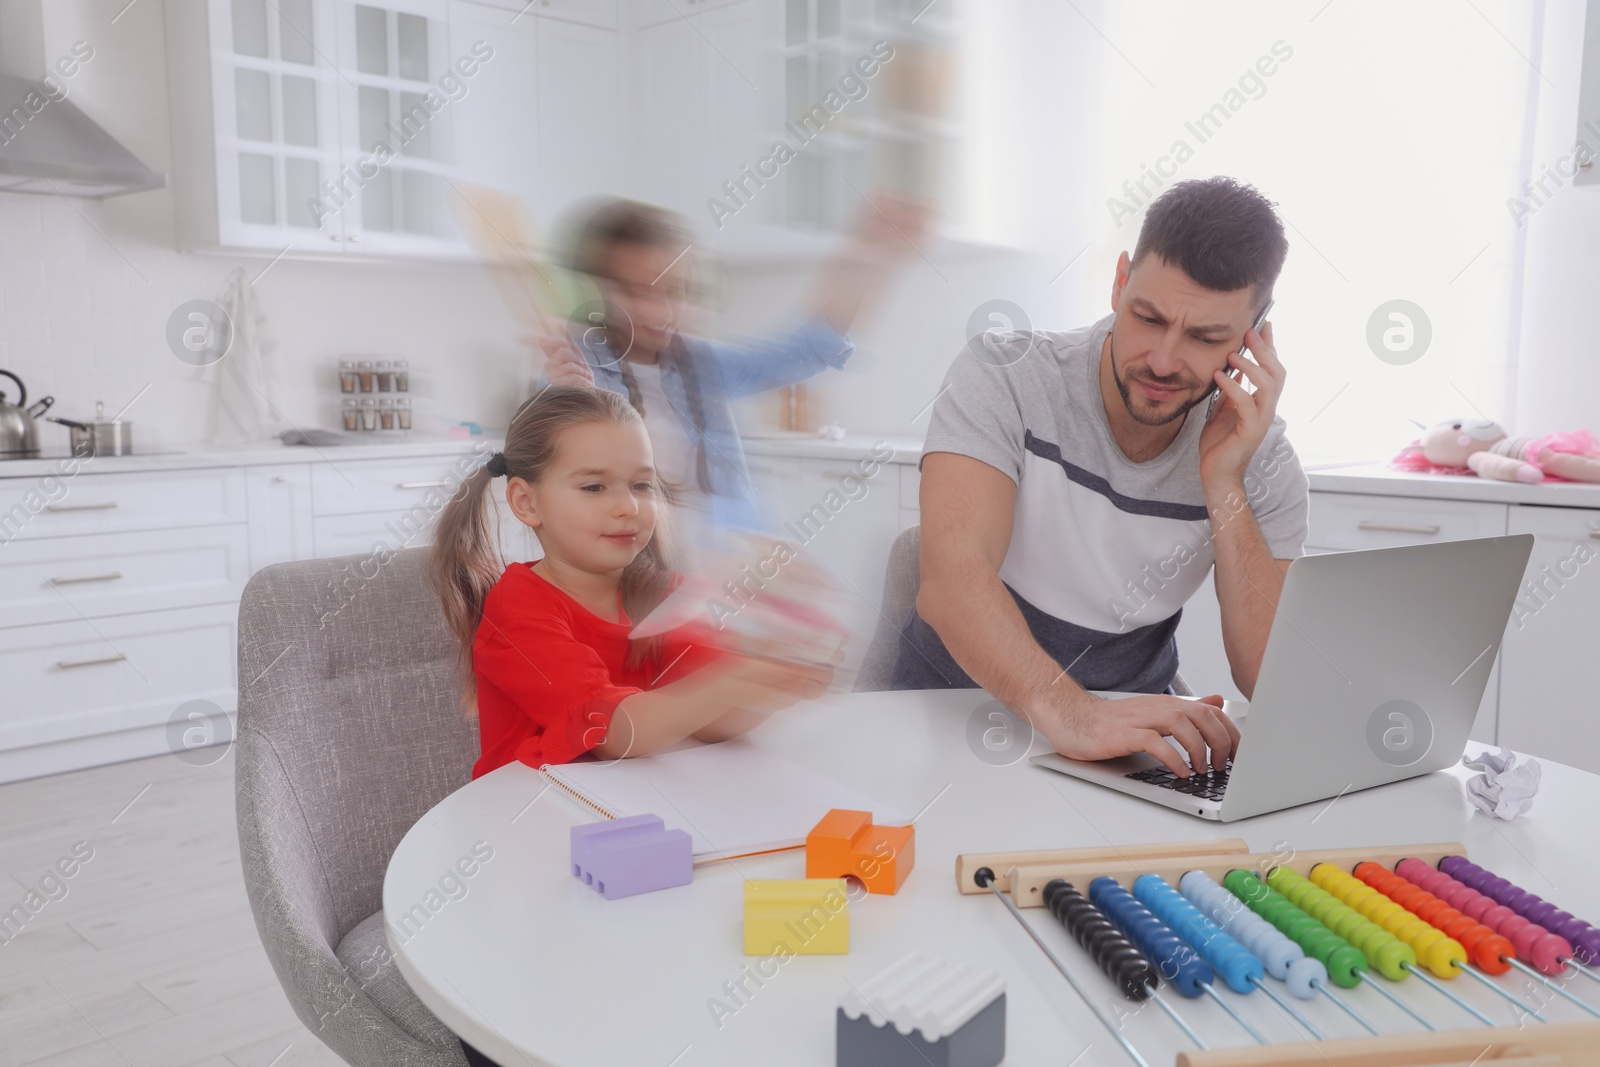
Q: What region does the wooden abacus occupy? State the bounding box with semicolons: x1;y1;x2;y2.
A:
955;838;1600;1066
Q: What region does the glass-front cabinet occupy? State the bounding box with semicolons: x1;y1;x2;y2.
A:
169;0;466;257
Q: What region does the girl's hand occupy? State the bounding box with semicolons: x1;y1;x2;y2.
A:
716;652;836;712
527;332;594;387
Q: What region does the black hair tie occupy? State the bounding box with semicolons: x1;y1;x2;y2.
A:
486;452;508;477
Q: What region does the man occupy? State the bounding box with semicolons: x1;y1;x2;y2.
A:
892;177;1309;780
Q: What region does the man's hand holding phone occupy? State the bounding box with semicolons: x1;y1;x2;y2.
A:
1198;300;1282;494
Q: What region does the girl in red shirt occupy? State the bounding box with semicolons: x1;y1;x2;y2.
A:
429;384;834;777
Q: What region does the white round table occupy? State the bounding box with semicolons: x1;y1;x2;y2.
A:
384;689;1600;1067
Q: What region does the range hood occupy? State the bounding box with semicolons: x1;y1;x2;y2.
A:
0;1;163;198
0;73;165;197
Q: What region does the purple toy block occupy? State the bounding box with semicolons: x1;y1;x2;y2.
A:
570;814;692;900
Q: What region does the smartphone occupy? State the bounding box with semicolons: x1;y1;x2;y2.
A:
1206;299;1273;420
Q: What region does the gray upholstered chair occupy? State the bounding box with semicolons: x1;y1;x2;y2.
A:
854;525;1195;696
236;547;474;1067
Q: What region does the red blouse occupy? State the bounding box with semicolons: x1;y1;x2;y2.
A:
471;563;720;777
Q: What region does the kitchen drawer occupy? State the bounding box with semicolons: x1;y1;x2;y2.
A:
0;525;251;628
1307;492;1507;551
0;603;237;753
310;454;481;517
0;468;247;540
314;512;438;558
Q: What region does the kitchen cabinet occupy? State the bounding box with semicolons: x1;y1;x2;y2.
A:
1497;504;1600;773
448;0;628;229
170;0;623;258
0;441;503;785
636;1;793;252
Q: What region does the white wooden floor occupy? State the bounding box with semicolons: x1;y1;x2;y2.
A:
0;748;344;1067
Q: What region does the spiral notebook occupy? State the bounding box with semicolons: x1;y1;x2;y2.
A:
540;738;911;863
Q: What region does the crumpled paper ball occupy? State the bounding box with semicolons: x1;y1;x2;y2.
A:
1461;747;1541;819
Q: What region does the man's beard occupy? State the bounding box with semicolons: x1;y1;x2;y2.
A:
1110;337;1210;427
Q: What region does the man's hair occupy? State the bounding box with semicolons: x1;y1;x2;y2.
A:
1130;177;1287;310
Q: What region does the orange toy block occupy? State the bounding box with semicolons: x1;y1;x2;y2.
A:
805;809;915;894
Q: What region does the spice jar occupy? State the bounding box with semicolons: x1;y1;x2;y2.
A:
396;396;412;430
357;360;375;393
394;360;409;392
359;397;377;431
341;397;359;431
376;360;394;392
339;360;357;393
379;397;395;430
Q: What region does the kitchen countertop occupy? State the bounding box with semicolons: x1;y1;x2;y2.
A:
0;434;505;479
1305;462;1600;508
5;430;1598;511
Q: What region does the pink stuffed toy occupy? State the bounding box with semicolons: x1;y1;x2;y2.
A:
1392;418;1600;484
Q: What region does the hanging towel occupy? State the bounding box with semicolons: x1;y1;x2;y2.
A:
198;267;288;444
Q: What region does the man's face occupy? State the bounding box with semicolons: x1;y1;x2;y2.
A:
1108;252;1263;427
599;241;689;359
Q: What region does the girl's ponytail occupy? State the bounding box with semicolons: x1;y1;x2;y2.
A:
428;462;504;710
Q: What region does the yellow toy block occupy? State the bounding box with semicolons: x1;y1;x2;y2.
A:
743;879;850;956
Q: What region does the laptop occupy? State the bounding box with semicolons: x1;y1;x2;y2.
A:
1031;534;1535;822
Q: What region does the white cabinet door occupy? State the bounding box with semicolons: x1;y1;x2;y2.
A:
246;464;316;571
450;0;540;202
636;15;713;218
535;17;626;222
203;0;347;251
1497;505;1600;773
333;0;468;255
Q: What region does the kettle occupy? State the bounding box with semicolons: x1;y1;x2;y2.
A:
0;370;54;457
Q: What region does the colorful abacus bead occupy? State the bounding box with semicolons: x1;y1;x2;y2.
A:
1088;877;1214;998
1227;870;1370;988
1264;867;1415;982
1180;870;1327;999
1042;879;1161;1001
1353;862;1516;975
1396;858;1572;976
1439;854;1600;967
1308;863;1467;979
1132;873;1264;995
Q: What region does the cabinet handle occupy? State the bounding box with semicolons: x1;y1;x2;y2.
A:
1589;530;1600;539
56;652;128;670
399;480;451;489
272;475;287;484
1357;520;1440;536
347;235;361;243
49;572;123;585
820;469;858;479
44;501;118;512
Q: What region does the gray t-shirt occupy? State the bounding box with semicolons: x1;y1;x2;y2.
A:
892;312;1310;693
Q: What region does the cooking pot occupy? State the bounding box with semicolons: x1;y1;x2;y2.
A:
49;401;134;457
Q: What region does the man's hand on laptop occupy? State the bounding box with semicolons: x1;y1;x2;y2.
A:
1041;693;1240;777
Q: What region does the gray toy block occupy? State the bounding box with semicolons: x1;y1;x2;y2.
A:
836;992;1006;1067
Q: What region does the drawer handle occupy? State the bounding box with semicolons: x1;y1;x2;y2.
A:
1357;521;1441;536
49;572;123;585
398;480;452;489
56;652;128;670
44;502;118;512
820;469;860;479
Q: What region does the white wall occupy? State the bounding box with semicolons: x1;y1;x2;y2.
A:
1515;0;1600;434
3;0;529;453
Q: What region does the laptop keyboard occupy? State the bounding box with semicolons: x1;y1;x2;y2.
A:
1125;761;1232;802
